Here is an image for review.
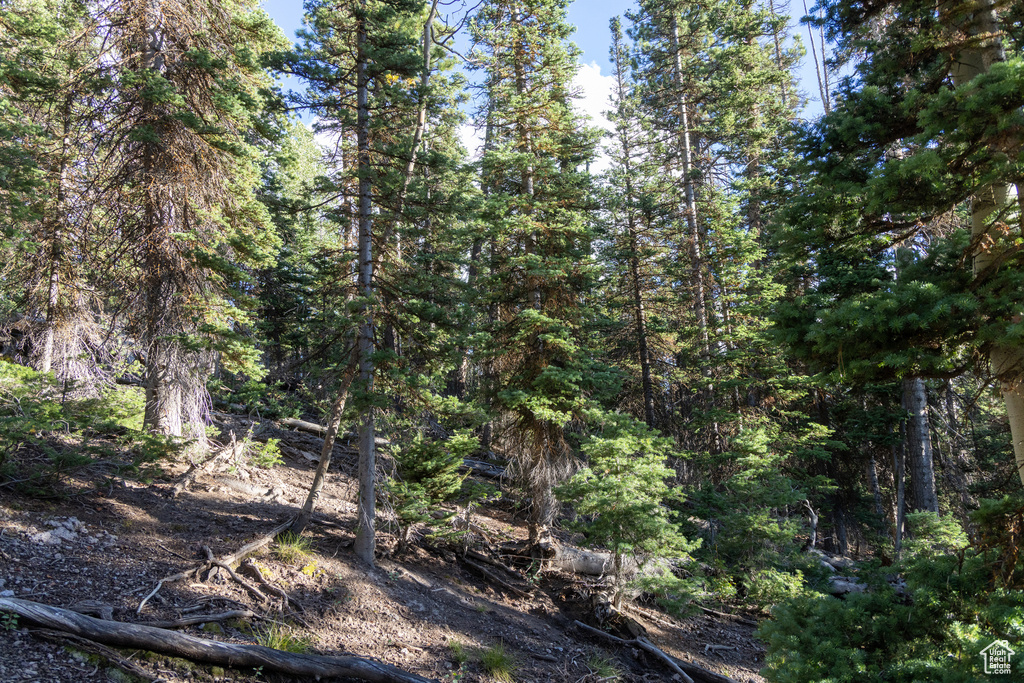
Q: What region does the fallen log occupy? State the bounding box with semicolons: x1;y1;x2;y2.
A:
460;459;506;480
279;418;390;447
280;417;330;436
574;620;692;683
2;598;436;683
171;433;244;497
573;620;737;683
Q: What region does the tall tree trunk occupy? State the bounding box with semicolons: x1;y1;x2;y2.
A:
292;353;358;535
903;377;939;513
669;17;710;357
947;0;1024;485
353;4;376;566
611;19;655;428
892;440;906;558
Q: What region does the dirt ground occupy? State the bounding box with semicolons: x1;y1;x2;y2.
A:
0;414;768;683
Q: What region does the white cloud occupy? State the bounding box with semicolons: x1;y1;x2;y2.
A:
572;61;615;173
458;122;486;162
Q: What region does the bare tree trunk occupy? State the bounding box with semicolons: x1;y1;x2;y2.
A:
892;441;906;558
353;4;376;566
292;354;358;534
947;0;1024;485
903;377;939;513
40;95;72;374
611;20;655;428
868;455;885;519
670;18;710;357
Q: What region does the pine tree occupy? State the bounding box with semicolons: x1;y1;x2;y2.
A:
773;0;1024;486
0;0;106;381
101;0;286;442
470;0;599;548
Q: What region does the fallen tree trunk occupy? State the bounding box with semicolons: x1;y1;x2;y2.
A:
280;417;330;436
573;619;737;683
1;598;436;683
460;459;506;480
280;418;390;447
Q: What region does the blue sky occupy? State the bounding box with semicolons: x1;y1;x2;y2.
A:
261;0;636;71
259;0;823;155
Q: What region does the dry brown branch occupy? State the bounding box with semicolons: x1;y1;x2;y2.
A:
460;557;530;598
240;559;302;612
3;598;437;683
137;518;294;613
699;607;758;628
573;620;692;683
574;620;738;683
140;610;254;629
171;432;244;497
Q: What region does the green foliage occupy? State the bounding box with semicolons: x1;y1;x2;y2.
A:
273;531;312;565
248;438;283;469
253;623;311;653
447;639;468;666
0;612;18;631
0;360;183;491
387;431;477;548
584;653;622;681
744;568;807;612
758;497;1024;683
557;411;699;606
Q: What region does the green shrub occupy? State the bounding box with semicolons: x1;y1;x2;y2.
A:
556;411;699;610
387;430;477;549
757;496;1024;683
744;568;806;612
249;438;283;468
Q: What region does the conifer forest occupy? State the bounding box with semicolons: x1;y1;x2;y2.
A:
2;1;1024;681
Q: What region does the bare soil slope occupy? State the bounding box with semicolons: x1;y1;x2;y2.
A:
0;414;767;683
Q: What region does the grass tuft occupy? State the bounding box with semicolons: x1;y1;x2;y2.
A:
273;531;312;564
585;652;622;681
253;622;311;653
480;640;517;682
448;639;468;665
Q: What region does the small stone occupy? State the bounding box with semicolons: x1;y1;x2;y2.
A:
0;590;14;597
202;623;224;634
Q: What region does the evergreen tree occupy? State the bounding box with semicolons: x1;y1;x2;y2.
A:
772;0;1024;486
470;0;599;548
0;0;106;381
101;0;286;441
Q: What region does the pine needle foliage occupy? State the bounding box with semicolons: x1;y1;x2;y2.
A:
388;430;477;548
557;411;699;607
758;498;1024;682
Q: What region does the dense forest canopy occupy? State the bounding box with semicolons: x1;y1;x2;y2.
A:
2;0;1023;680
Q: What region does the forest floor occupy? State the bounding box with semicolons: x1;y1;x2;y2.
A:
0;412;767;683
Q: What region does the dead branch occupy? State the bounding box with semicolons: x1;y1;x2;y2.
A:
574;620;738;683
460;557;530;598
573;620;692;683
240;559;302;612
140;610;255;629
138;518;294;613
171;432;244;497
699;607;758;628
2;598;437;683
